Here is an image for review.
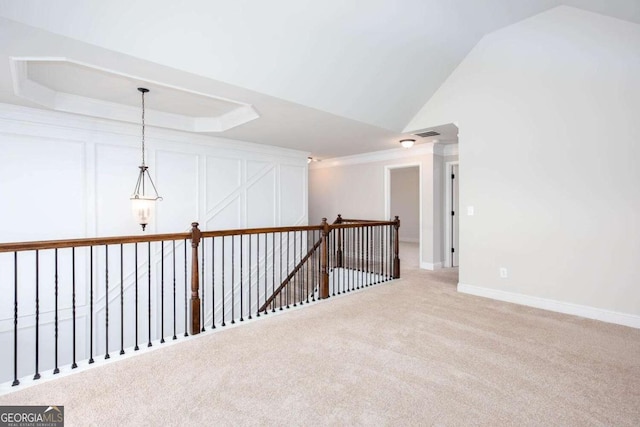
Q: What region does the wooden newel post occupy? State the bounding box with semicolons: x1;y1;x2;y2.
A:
320;218;330;299
335;214;343;268
190;222;201;335
393;216;401;279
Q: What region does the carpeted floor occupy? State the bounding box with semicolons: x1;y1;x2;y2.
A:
1;244;639;426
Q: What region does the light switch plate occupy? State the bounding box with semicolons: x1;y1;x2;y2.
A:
467;206;475;216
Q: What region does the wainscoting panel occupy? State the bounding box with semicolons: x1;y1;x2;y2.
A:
0;103;308;384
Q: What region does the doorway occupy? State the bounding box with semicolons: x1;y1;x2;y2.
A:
385;164;421;269
445;161;459;267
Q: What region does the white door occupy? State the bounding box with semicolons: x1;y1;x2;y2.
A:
451;165;459;267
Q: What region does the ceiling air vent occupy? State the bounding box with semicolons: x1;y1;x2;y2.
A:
414;130;440;138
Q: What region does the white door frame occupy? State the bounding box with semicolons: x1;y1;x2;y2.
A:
444;161;459;268
384;163;422;267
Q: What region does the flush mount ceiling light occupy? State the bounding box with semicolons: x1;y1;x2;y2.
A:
130;87;162;231
399;139;415;149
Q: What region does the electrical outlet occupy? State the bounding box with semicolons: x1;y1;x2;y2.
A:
500;268;508;278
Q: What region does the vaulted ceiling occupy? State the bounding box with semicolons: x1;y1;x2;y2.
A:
0;0;638;157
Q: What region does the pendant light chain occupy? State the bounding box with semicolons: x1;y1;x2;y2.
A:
141;90;146;167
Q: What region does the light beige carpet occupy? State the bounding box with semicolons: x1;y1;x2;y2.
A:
2;244;639;426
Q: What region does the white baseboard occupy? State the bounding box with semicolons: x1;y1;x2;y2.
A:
399;237;419;243
457;283;640;329
420;261;442;270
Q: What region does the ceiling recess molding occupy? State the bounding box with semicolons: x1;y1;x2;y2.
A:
10;57;260;132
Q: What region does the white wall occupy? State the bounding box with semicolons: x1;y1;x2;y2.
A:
0;103;308;383
390;167;419;242
405;6;640;327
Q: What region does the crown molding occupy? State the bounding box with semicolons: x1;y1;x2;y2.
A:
0;102;309;160
311;141;458;169
311;143;435;169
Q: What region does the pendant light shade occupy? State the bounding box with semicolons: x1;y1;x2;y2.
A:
399;139;415;149
130;88;161;231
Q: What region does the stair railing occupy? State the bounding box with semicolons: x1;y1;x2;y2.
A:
0;216;399;389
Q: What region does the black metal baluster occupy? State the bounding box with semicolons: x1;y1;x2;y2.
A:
310;233;315;301
232;236;235;324
346;228;350;291
314;234;318;297
211;237;216;329
135;243;140;350
360;227;365;289
304;232;309;304
54;248;60;374
222;236;226;327
351;227;355;291
264;233;268;315
173;241;177;340
240;235;244;321
336;229;340;296
296;230;307;305
354;227;359;290
306;232;310;304
279;233;283;311
378;226;382;283
105;245;110;360
256;234;260;318
71;248;77;367
353;227;357;290
34;250;41;379
360;226;364;287
201;239;205;332
286;231;290;308
364;226;368;286
89;246;95;361
366;226;370;287
381;225;385;281
147;241;152;347
12;252;19;386
248;234;252;319
120;244;125;354
383;225;387;281
357;226;361;289
343;228;347;292
161;242;165;343
345;228;349;291
273;233;277;313
373;226;377;283
352;228;356;290
373;226;377;284
184;239;188;337
389;225;393;279
341;228;345;293
293;231;298;306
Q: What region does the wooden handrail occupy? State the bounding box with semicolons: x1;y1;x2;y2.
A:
0;232;192;253
330;221;395;229
338;218;384;223
0;226;326;253
200;224;323;238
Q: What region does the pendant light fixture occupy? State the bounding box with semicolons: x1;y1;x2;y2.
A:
130;87;162;231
